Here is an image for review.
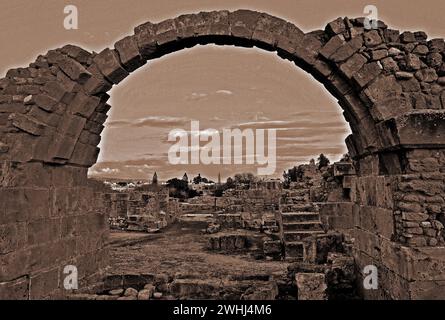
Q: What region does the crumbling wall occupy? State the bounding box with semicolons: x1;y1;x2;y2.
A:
320;152;445;299
104;188;179;231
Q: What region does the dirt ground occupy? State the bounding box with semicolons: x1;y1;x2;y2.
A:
109;217;289;281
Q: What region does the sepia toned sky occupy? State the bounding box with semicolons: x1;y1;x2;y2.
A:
1;0;444;180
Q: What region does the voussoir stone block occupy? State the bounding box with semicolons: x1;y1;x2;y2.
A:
202;11;230;36
134;21;157;59
83;63;113;95
155;19;179;46
229;10;262;39
93;49;129;84
114;36;146;72
175;13;200;38
252;13;288;47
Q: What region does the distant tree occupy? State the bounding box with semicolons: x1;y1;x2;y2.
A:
340;153;351;162
166;178;198;199
283;165;304;184
225;177;235;190
233;173;257;185
317;153;330;169
193;174;202;184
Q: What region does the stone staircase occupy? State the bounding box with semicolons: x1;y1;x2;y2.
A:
279;184;324;261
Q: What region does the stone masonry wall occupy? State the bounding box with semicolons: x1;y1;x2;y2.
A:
1;9;445;299
0;162;109;299
321;152;445;299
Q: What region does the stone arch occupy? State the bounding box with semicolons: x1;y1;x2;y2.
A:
1;9;445;299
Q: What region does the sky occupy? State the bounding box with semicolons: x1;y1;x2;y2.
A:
0;0;444;181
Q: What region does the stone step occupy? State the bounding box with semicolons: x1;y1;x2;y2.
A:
281;204;316;213
284;188;310;197
284;230;324;242
284;241;304;259
283;195;309;203
282;221;322;231
281;212;320;223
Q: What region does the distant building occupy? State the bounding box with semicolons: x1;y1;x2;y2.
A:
152;172;158;185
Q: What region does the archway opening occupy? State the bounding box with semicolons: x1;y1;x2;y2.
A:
89;45;351;181
92;44;354;300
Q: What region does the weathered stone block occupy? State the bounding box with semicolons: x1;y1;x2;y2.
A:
69;142;99;167
9;113;46;136
252;13;287;47
0;276;29;300
0;248;31;282
33;94;58;112
363;30;382;47
83;64;113;95
229;9;262;39
69;92;100;118
61;44;91;65
325;17;346;36
42;81;71;102
319;35;344;59
0;222;27;255
363;75;402;105
134;22;157;59
57;56;92;84
29;268;59;299
339;53;367;79
154;19;180;46
369;96;412;122
114;36;146;72
353;62;382;88
57;113;86;139
330;36;363;63
93;49;129;84
295;273;327;300
415;68;438;83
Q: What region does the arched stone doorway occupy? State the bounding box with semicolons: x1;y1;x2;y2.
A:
1;9;445;299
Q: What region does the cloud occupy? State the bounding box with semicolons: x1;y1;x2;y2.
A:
107;116;190;128
186;92;208;101
215;89;233;95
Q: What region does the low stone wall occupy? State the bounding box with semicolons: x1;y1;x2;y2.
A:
104;188;180;231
